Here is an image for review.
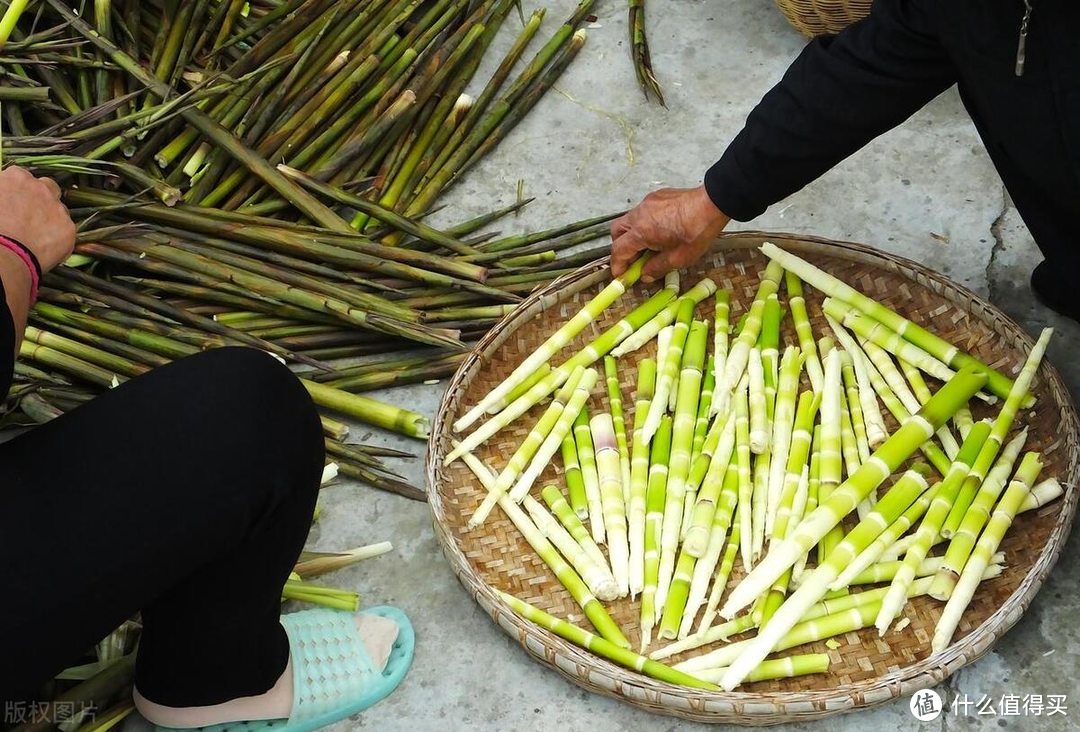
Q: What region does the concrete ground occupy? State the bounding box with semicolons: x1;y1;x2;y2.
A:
290;1;1080;730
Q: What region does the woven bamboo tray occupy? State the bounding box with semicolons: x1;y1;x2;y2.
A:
426;232;1079;724
774;0;870;37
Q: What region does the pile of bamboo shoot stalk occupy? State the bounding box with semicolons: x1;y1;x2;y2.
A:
452;245;1065;691
0;0;621;501
0;0;622;718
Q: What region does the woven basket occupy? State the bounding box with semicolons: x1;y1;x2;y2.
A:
427;232;1079;725
774;0;871;37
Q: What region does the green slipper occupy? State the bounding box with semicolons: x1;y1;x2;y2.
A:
156;606;414;732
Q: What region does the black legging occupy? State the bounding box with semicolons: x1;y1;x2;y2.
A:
0;347;324;705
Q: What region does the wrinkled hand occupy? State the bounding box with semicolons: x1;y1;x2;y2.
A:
610;185;730;282
0;166;76;273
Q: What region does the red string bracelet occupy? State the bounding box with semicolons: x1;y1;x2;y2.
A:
0;235;42;303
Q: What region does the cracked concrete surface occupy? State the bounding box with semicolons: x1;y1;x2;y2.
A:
127;1;1080;730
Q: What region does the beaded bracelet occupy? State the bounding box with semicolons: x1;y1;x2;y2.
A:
0;234;42;303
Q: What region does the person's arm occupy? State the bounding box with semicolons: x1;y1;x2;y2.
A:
611;0;956;279
0;166;78;394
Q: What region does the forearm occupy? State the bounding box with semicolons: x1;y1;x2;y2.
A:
0;252;20;397
706;0;955;220
0;247;31;350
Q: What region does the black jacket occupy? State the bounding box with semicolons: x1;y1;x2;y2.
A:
705;0;1080;273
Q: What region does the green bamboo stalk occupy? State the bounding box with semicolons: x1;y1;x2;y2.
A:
604;355;633;503
761;243;1014;400
456;449;629;648
628;358;657;597
416;7;545;188
686;380;745;557
469;367;588;528
719;367;987;624
928;429;1029;600
932;452;1043;651
560;430;589;519
655;320;708;611
640;414;672;650
19;341;123;389
714;261;785;418
765;346;804;536
643;295;694;441
840;350;872;461
324;354;466;392
496;590;711;688
455;256;648;431
748;346;768;453
540;484;609;573
713;288;729;402
22;326;149;378
302;379;430;438
277;164;479;256
406;23;588;216
786;271;823;391
509;368;598;503
523;494;618;601
681;457;740;638
611;277;713;357
690;356;715;465
46;0;354;231
66;188;491;286
941;328;1052;537
0;0;30;52
627;0;664;105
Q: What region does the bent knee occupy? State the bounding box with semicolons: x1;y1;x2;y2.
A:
175;348;325;495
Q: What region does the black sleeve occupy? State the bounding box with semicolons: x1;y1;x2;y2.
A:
704;0;956;221
0;280;14;398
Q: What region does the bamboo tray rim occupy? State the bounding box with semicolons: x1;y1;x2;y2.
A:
426;231;1080;723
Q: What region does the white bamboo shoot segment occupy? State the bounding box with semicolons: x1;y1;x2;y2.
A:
718;368;986;632
713;289;730;404
655;321;709;607
786;271;824;392
523;495;619;601
765;346;804;535
446;286;676;463
593;412;630;596
825;314;888;447
932;452;1043;651
627;359;657;597
458;257;649;428
456;446;629;648
644;300;694;443
759;242;1016;401
469;368;588;528
748;346;769;453
611;277;715;357
509;368;599;502
713;260;785;418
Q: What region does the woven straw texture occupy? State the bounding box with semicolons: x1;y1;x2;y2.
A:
427;232;1079;725
774;0;870;37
